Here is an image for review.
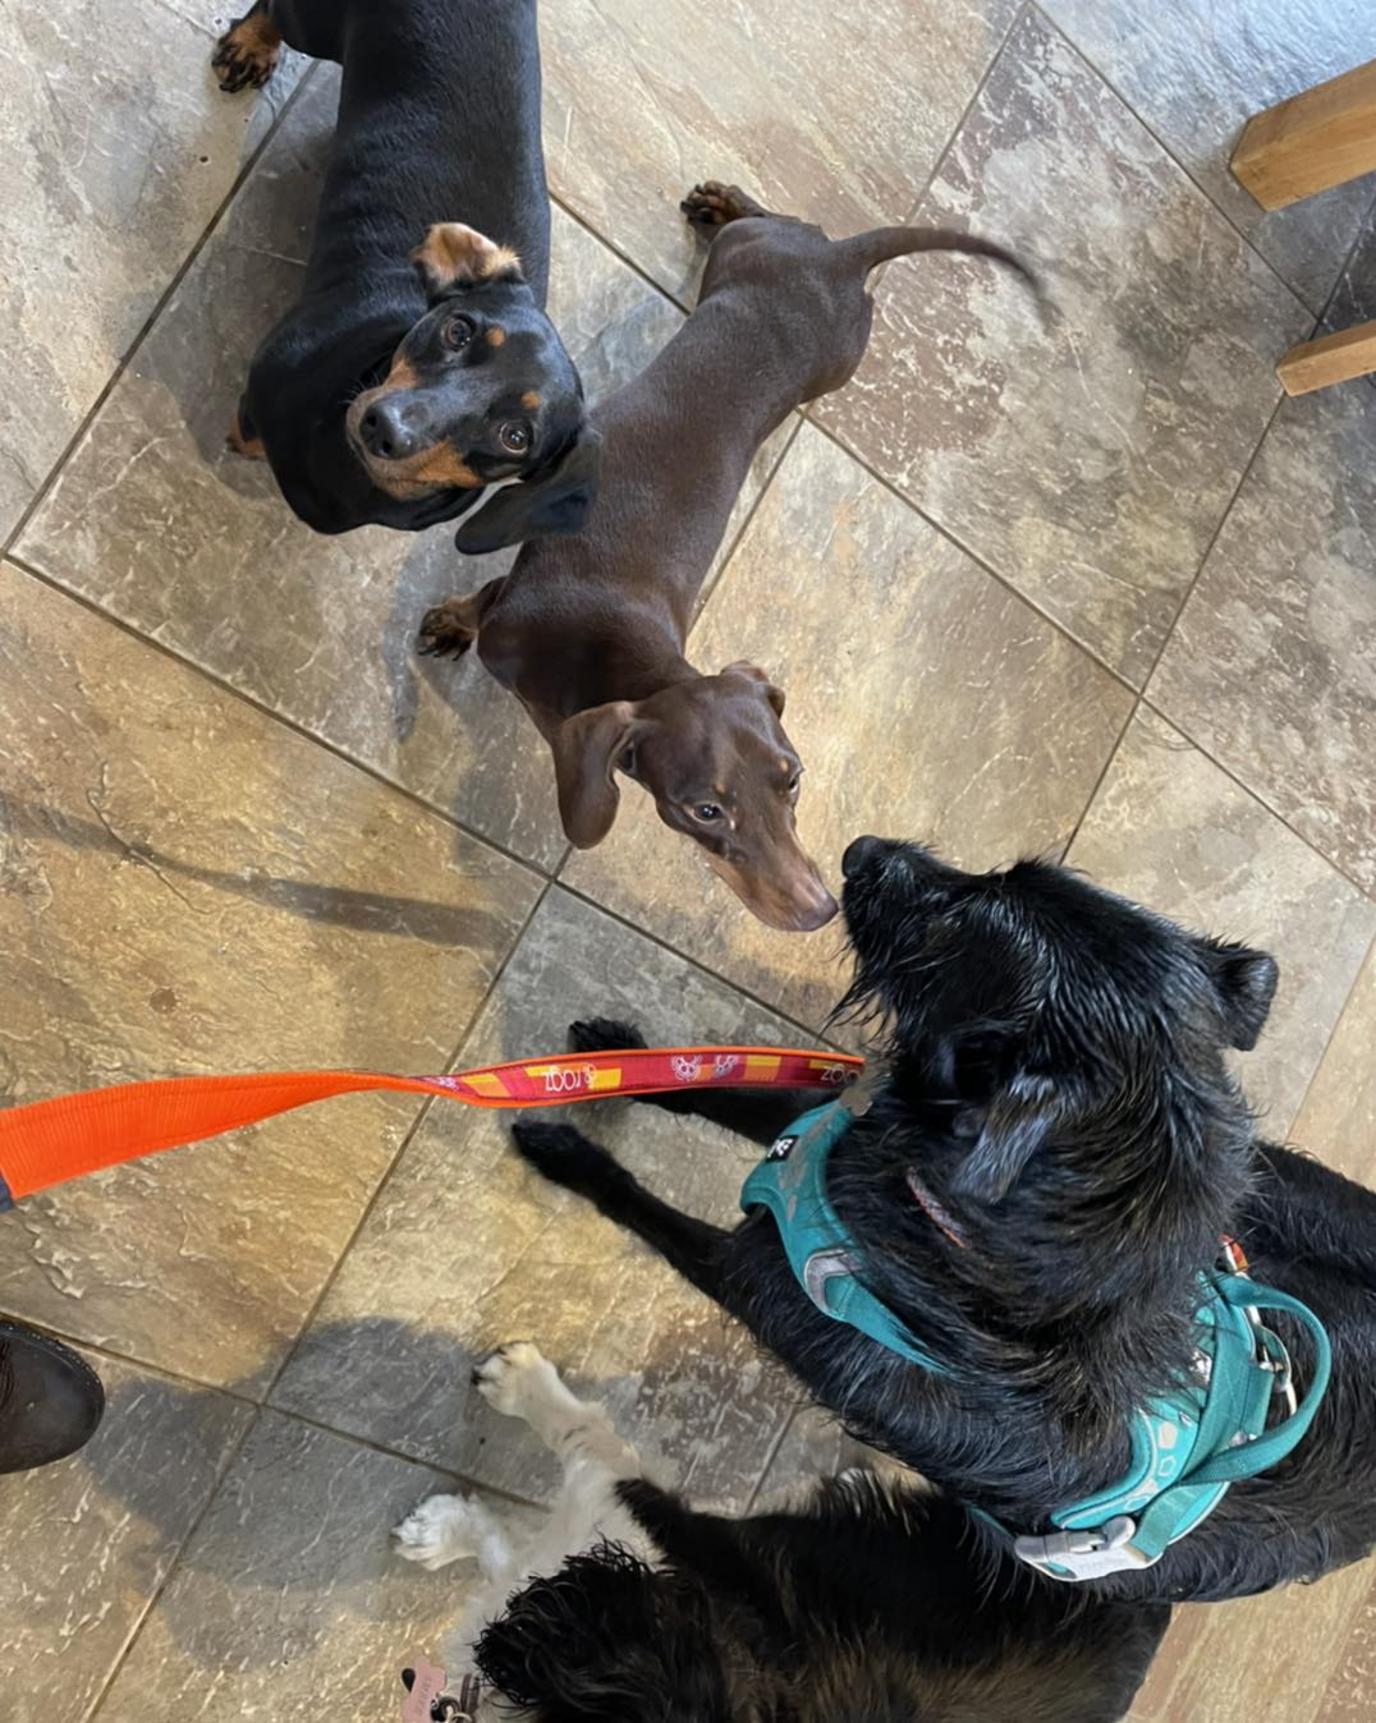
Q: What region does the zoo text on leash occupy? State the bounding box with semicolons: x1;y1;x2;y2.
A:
0;1045;862;1208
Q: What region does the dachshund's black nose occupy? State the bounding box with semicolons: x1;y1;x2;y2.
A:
359;399;422;461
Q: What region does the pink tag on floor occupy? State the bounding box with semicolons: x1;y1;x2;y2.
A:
401;1656;447;1723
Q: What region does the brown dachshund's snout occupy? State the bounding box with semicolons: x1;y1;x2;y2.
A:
710;848;839;933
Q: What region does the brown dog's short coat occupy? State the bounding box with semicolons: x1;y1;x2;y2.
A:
422;184;1036;928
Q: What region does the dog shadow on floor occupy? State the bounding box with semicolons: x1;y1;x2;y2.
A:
2;793;509;950
76;1321;505;1670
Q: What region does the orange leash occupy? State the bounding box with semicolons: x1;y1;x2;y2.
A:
0;1045;863;1207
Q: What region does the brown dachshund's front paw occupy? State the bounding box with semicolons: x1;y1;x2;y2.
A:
681;181;766;229
212;9;281;93
417;601;476;660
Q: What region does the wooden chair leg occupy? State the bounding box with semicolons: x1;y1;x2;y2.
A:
1232;57;1376;209
1277;319;1376;396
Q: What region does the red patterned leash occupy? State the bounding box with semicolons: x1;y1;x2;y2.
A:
0;1044;863;1207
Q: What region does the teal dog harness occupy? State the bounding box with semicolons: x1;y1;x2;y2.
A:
741;1096;1333;1583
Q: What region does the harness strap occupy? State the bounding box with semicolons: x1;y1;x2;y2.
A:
1186;1278;1331;1485
742;1097;1334;1585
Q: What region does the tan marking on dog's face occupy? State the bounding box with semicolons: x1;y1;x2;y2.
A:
411;223;523;291
520;390;541;410
353;431;482;499
226;405;265;460
345;361;483;499
486;327;507;348
380;356;418;391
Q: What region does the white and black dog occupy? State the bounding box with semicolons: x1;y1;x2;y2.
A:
394;1342;1166;1722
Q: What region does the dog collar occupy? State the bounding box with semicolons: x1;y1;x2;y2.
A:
741;1099;1333;1582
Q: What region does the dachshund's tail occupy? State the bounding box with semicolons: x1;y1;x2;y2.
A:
840;225;1051;321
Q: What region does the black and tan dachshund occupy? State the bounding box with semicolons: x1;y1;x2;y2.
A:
213;0;598;545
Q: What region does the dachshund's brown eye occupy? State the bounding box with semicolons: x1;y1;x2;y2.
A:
442;314;474;350
498;421;531;455
692;802;723;822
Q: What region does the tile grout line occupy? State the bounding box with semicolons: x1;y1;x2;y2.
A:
804;413;1140;698
1;64;321;566
4;553;555;885
79;885;564;1720
84;1403;262;1723
549;188;696;317
808;402;1376;905
1028;1;1326;324
1056;376;1290;867
257;1401;552;1513
258;876;559;1407
1139;696;1374;901
1285;928;1376;1139
1;1324;549;1510
814;0;1033;331
1119;193;1376;895
552;0;1031;326
902;0;1031;228
550;875;850;1048
1130;388;1288;705
79;1395;549;1723
1055;690;1142;864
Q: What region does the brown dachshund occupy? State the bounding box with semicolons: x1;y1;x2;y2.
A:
420;184;1036;931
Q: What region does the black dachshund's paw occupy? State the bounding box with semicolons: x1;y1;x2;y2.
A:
681;181;766;229
511;1121;620;1190
212;9;281;93
417;600;475;659
567;1017;647;1056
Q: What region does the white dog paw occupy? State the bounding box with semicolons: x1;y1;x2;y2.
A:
393;1493;483;1570
471;1340;564;1417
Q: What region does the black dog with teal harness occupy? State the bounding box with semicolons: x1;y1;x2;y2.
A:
741;1094;1332;1583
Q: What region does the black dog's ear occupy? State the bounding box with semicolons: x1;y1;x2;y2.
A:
954;1071;1062;1202
412;222;524;299
721;660;785;717
552;699;649;848
454;427;603;555
1197;938;1279;1051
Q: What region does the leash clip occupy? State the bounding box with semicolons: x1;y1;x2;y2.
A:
1013;1515;1156;1581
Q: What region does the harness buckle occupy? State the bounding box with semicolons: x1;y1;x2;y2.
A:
1013;1515;1157;1582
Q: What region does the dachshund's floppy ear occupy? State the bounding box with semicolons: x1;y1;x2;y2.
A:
454;426;603;555
721;660;786;717
412;222;524;299
552;699;648;849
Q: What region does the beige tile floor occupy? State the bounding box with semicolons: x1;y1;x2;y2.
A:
2;3;1375;1717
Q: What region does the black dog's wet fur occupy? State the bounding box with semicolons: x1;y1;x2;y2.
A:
476;1473;1168;1721
513;841;1376;1603
223;0;590;541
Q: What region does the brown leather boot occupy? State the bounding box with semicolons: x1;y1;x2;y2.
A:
0;1320;104;1473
